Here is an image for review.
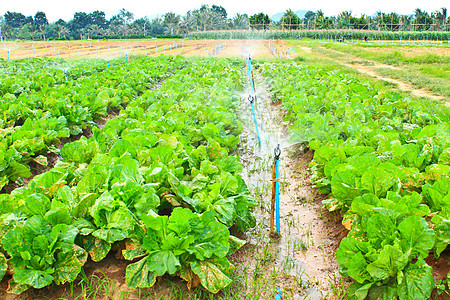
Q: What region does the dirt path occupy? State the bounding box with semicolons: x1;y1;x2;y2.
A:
314;46;446;103
236;53;347;298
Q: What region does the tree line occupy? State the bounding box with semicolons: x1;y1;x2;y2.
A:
274;8;448;31
0;6;448;41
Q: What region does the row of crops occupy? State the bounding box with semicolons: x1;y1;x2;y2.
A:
0;56;256;293
261;62;449;299
189;30;450;42
0;56;186;191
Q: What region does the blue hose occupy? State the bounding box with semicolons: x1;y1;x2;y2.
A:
246;56;261;146
250;101;261;146
275;288;281;300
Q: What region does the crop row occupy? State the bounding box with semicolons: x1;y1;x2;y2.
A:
0;56;185;190
189;30;450;42
261;62;449;299
0;57;255;294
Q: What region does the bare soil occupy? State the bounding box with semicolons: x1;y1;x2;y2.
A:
235;65;347;299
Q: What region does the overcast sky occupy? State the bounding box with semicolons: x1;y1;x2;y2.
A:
1;0;448;22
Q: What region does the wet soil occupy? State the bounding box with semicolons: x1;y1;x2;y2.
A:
236;44;348;298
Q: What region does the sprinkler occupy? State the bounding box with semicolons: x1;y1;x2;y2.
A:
271;145;281;237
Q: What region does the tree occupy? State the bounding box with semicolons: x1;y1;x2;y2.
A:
69;12;89;37
132;17;151;35
337;11;352;29
148;17;166;36
281;9;301;30
432;8;447;30
55;19;66;26
4;11;31;28
117;8;134;25
178;13;197;33
163;12;180;35
315;11;333;29
212;5;227;20
60;27;70;39
413;8;433;31
87;24;101;38
89;11;107;29
195;5;225;31
232;14;249;29
249;13;270;30
379;13;400;31
34;11;48;31
304;11;316;29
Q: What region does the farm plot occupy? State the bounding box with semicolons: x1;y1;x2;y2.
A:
0;40;231;60
0;56;184;192
261;60;450;299
0;40;448;300
0;56;257;296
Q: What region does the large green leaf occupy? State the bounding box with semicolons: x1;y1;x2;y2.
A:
434;219;450;257
336;237;371;283
92;228;128;244
54;246;87;285
13;269;54;289
81;235;111;262
190;258;233;294
397;260;434;300
367;284;398;300
146;250;181;276
331;169;362;205
361;166;395;197
397;216;434;260
125;257;156;289
189;211;230;260
366;242;408;281
346;282;374;300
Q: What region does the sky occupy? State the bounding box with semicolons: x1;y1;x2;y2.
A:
0;0;448;22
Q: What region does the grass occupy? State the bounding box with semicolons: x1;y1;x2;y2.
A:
315;42;450;100
376;67;450;98
280;40;450;102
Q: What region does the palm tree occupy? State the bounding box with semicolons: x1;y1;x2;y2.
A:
178;14;196;33
400;15;412;31
55;24;63;39
233;14;249;29
88;24;101;38
61;27;70;39
118;24;131;36
40;24;47;40
199;8;214;31
433;8;447;30
78;28;86;40
163;12;180;35
375;11;383;30
0;23;12;41
337;11;352;29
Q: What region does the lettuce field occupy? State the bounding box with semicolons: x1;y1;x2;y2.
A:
0;39;449;299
